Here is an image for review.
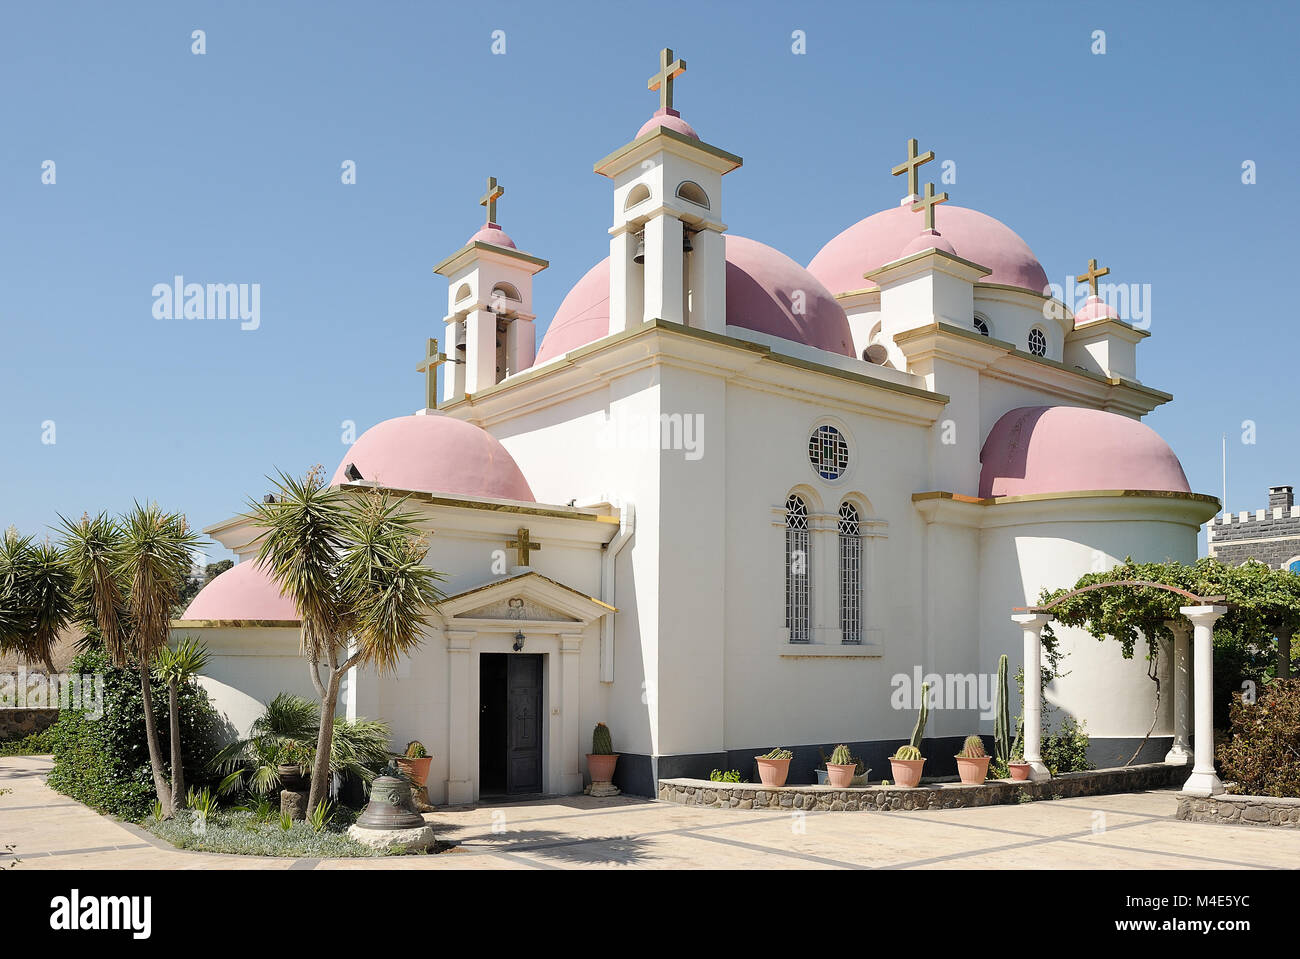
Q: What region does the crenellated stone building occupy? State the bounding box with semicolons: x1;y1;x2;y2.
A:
1207;486;1300;571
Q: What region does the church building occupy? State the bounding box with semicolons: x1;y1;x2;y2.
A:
174;49;1219;800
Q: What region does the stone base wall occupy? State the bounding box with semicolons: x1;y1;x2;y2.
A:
659;763;1186;812
1176;793;1300;828
0;708;59;742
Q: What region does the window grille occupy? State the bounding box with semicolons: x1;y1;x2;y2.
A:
785;494;811;643
838;502;862;644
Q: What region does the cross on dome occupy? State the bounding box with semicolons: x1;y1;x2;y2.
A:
1076;257;1110;298
415;337;446;410
479;176;504;225
911;181;949;232
891;138;934;201
648;47;686;112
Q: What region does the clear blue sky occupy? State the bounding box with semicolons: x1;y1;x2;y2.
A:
3;1;1296;562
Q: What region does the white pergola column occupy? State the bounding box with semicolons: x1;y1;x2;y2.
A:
1179;604;1228;797
1164;620;1193;765
1011;612;1052;782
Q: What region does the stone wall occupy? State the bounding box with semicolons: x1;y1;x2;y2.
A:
659;762;1186;812
0;708;59;742
1176;793;1300;828
1206;484;1300;569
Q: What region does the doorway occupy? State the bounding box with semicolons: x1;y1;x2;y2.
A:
479;653;543;796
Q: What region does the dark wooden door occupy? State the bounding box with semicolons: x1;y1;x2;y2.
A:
506;655;543;794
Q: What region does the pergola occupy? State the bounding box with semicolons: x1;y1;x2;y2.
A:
1012;581;1228;797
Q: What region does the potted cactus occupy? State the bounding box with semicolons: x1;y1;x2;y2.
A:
395;740;432;787
824;744;857;788
587;722;619;784
816;747;871;786
888;745;925;787
755;747;794;786
955;735;991;784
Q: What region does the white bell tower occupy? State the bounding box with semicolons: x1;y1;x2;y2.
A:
432;177;548;403
594;49;742;337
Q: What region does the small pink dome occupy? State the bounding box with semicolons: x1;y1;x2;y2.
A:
182;560;297;622
467;224;517;250
332;415;535;501
1073;294;1119;325
636;108;699;141
979;406;1191;498
534;235;853;365
808;204;1049;296
900;229;956;258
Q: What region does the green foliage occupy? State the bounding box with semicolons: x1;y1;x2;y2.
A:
892;745;922;761
44;645;228;820
404;740;428;759
910;682;930;750
0;725;58;756
1218;678;1300;797
279;810;293;831
759;747;793;761
187;786;217;824
275;740;313;767
829;744;853;765
151;799;165;822
309;799;334;832
142;805;392;857
152;636;210;687
709;769;742;782
957;735;986;759
1040;717;1092;775
591;722;613;755
994;654;1012;764
0;528;76;671
1213;626;1275;729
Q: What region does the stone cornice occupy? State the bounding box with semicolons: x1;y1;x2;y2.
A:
594;126;743;178
913;489;1221;530
433;241;549;277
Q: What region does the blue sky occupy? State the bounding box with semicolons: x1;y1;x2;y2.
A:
3;1;1297;562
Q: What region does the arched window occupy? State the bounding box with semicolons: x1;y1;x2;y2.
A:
838;502;862;644
1028;327;1047;357
624;183;652;211
973;313;990;336
675;180;710;208
785;494;811;643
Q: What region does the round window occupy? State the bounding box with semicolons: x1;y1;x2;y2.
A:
1028;327;1047;357
808;425;850;481
973;314;990;336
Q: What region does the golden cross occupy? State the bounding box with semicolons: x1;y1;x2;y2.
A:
647;47;687;112
479;176;504;225
911;182;949;232
1076;257;1110;298
891;138;935;199
506;527;540;567
415;337;446;409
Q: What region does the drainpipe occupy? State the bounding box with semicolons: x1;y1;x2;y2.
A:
600;502;635;683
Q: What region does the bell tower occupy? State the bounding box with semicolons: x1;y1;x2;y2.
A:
433;176;548;402
594;48;742;337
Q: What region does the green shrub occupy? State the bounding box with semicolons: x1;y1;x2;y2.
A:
1040;717;1091;775
709;769;742;782
45;646;229;820
0;725;58;756
1218;678;1300;797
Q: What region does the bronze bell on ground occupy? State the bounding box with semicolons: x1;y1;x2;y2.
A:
354;774;426;830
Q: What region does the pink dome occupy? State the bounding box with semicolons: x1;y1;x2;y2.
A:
1073;294;1119;325
467;224;517;250
978;406;1191;498
900;229;956;258
636;108;699;140
808;204;1050;296
182;560;297;622
534;235;853;365
332;415;535;501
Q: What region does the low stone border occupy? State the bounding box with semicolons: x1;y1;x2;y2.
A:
1176;792;1300;828
659;762;1186;812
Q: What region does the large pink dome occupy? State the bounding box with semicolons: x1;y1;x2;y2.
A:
182;560;298;622
534;235;853;366
979;406;1191;498
808;204;1050;296
331;415;535;501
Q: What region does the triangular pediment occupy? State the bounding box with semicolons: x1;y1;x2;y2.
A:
437;571;615;627
458;596;579;623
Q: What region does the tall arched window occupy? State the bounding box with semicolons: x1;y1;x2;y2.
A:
838;502;862;644
785;494;811;643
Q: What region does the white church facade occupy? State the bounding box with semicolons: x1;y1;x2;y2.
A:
175;50;1219;801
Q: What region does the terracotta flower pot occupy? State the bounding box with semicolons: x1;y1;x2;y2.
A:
889;758;925;788
1009;762;1031;781
825;763;857;788
755;757;791;787
395;756;432;787
955;755;991;785
587;753;619;784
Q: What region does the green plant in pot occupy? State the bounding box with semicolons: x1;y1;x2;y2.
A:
587;722;619;784
395;740;432;787
275;740;313;790
755;747;794;786
955;735;991;784
824;744;857;788
888;683;929;787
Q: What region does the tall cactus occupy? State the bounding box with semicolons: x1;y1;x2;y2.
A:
592;722;614;755
909;681;930;750
994;654;1011;764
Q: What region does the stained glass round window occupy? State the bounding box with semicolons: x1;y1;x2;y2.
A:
808;425;850;480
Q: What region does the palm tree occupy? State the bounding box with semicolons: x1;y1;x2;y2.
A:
152;636;209;806
0;529;76;673
248;468;445;812
61;506;200;816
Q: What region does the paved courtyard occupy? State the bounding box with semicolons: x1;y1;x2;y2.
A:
4;755;1298;870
